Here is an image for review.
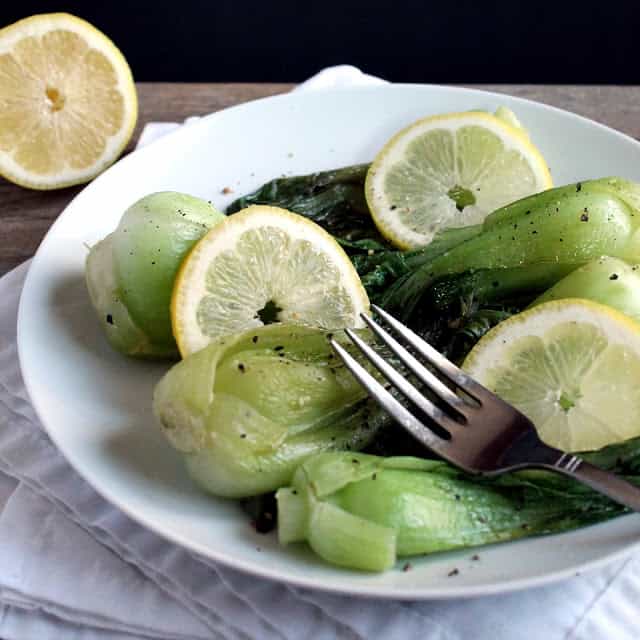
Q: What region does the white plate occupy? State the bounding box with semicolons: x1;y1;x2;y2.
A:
18;84;640;599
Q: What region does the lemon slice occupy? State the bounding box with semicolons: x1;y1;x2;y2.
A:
172;205;370;357
0;13;137;189
463;299;640;452
365;110;552;249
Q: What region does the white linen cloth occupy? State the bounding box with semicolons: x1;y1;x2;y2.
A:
1;66;639;640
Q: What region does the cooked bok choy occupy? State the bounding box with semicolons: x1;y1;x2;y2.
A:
277;451;635;571
153;324;388;498
531;256;640;321
378;177;640;322
86;192;225;358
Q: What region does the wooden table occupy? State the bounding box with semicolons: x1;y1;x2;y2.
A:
3;83;640;277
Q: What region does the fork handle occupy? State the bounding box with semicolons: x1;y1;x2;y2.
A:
552;454;640;512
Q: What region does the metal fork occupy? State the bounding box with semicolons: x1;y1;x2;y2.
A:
330;304;640;512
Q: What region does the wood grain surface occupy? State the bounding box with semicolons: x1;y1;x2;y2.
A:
2;83;640;276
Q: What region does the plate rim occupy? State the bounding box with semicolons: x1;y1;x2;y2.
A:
17;82;640;599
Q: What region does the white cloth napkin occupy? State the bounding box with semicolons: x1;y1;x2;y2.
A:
2;66;640;640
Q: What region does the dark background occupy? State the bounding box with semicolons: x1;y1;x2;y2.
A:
2;1;639;83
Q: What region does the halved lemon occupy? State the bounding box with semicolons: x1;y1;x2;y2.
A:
365;109;552;249
171;206;370;357
0;13;137;189
463;299;640;452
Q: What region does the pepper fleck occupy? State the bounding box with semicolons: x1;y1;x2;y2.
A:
471;554;480;561
580;212;589;222
402;562;412;572
576;182;582;192
448;568;459;577
238;363;246;373
274;345;285;351
610;273;619;280
106;314;114;325
252;336;259;343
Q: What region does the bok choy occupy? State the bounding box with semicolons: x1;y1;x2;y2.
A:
277;450;637;571
86;192;225;358
153;324;389;497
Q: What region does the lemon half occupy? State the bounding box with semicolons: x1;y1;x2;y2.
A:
365;110;552;249
463;299;640;452
0;13;137;189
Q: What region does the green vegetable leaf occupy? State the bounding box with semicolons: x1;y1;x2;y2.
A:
227;164;388;246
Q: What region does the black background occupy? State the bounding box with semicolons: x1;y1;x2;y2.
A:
1;1;639;83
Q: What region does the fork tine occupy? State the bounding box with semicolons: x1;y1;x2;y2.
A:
330;339;452;455
343;329;464;435
371;304;489;401
359;313;467;414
